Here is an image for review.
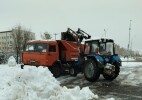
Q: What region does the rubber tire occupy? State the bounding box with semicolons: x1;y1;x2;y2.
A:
51;64;61;78
103;63;120;81
84;59;100;82
69;66;77;77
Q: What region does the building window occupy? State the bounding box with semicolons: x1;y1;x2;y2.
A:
10;41;12;44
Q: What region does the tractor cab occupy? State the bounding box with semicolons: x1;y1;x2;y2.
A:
84;38;115;56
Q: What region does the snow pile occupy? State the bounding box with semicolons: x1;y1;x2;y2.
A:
0;65;98;100
118;62;142;86
8;56;17;67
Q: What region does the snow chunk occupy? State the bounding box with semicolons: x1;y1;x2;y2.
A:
0;65;98;100
8;56;17;67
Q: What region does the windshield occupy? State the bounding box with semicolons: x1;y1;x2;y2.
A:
91;42;99;53
25;43;48;52
106;42;114;55
99;42;114;55
85;41;99;54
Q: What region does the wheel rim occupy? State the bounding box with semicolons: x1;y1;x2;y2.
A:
85;62;94;78
104;65;116;77
103;64;120;80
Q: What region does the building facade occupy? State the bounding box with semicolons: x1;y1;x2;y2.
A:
0;31;14;53
0;30;35;53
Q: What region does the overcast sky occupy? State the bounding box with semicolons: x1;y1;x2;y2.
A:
0;0;142;53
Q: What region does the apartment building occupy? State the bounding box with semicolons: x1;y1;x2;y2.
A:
0;31;14;53
0;30;35;53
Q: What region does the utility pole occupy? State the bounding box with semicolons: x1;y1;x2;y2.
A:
54;33;58;40
103;28;109;37
131;35;136;56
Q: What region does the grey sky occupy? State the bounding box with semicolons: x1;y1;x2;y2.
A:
0;0;142;53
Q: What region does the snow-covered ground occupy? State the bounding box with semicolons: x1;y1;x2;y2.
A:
120;57;135;62
58;61;142;87
57;61;142;99
0;65;98;100
117;62;142;86
0;56;142;100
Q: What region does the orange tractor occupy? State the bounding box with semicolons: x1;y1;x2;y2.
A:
21;28;91;77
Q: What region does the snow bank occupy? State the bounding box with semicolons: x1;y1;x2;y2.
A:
0;65;98;100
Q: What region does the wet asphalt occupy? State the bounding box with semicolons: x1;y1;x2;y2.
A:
58;64;142;100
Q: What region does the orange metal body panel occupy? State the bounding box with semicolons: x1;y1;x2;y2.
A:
22;40;83;67
57;40;80;61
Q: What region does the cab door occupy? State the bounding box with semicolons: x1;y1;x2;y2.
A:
34;43;48;66
46;43;59;66
23;43;48;66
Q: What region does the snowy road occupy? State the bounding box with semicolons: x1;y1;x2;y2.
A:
58;62;142;100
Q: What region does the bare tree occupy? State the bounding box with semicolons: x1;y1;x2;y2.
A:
41;32;52;40
11;25;34;63
23;29;33;50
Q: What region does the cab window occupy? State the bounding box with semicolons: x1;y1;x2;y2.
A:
106;42;114;55
100;43;106;52
84;42;91;54
25;43;48;52
35;44;48;52
90;41;99;53
49;45;56;52
25;44;35;52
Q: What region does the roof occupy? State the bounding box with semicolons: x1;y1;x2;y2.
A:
0;30;12;33
27;40;57;44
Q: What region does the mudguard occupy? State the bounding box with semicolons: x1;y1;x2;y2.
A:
112;55;122;66
87;55;104;62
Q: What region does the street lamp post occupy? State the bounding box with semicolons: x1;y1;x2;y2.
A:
103;28;109;37
128;20;132;57
104;29;106;37
131;35;136;56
